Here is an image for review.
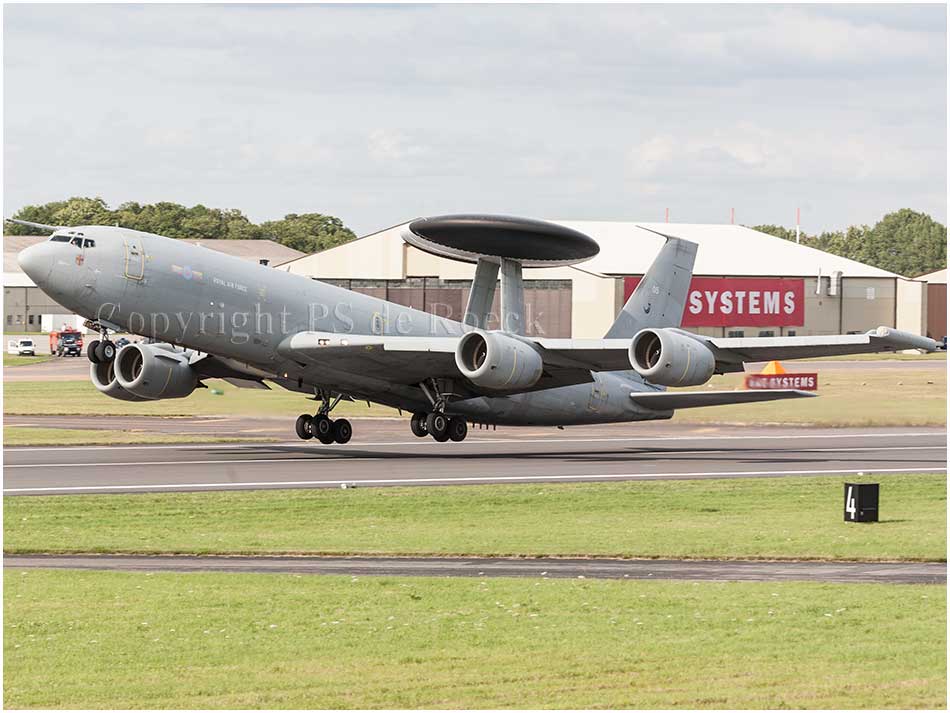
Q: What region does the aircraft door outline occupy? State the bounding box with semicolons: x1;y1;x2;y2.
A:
124;238;145;280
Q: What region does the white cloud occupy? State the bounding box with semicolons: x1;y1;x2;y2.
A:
3;4;945;234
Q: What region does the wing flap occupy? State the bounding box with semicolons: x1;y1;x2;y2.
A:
630;389;816;411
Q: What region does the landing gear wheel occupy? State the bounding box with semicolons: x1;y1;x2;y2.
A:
295;414;313;440
100;341;116;361
410;412;429;437
426;412;449;442
312;415;335;444
333;418;352;444
87;339;101;364
447;417;468;442
95;340;115;363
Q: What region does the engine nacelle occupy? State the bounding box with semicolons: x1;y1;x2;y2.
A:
629;328;716;387
90;359;150;402
114;343;199;400
455;330;544;392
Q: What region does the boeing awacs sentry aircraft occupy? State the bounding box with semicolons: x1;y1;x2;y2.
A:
12;214;938;444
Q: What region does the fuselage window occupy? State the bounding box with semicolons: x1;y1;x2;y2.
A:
50;235;70;243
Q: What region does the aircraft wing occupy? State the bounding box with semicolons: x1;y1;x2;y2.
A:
278;332;461;384
630;389;815;411
277;332;596;392
698;326;939;373
278;325;937;394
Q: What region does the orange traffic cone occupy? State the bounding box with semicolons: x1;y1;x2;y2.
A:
760;360;787;375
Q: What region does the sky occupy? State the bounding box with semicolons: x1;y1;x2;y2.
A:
4;3;947;236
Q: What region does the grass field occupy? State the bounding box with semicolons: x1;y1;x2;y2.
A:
4;570;945;709
679;367;945;426
3;354;53;367
6;473;945;561
3;363;944;426
2;379;399;419
2;427;279;446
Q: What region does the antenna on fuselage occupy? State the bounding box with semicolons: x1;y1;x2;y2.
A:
4;218;64;233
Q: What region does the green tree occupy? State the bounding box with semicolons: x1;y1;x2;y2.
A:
754;210;946;277
865;209;946;277
8;197;357;253
8;197;109;233
259;213;356;253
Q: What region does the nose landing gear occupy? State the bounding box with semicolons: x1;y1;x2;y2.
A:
87;336;116;364
294;390;352;444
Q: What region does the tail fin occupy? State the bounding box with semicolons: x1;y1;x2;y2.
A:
604;227;698;338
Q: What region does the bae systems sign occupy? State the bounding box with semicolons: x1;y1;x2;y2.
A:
623;277;805;327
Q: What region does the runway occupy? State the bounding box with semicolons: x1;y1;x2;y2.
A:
4;553;943;584
4;425;945;495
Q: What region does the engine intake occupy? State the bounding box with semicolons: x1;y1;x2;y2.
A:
114;343;199;400
90;359;150;401
455;330;543;392
629;328;716;387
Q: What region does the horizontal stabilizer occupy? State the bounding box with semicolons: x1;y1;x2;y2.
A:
630;389;815;411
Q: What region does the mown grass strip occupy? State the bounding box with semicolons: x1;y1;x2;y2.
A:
6;473;945;561
4;570;945;709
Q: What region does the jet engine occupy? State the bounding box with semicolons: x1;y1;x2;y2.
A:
455;330;544;392
90;359;150;402
114;343;199;400
629;328;716;387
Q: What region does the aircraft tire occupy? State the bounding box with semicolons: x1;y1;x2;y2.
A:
295;414;313;440
313;415;335;444
333;418;352;444
426;412;449;441
87;340;101;364
410;412;428;437
100;341;116;362
447;417;468;442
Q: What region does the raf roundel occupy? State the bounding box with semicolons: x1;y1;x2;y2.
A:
402;214;600;267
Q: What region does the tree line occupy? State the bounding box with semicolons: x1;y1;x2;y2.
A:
8;198;945;276
753;209;946;278
6;197;357;255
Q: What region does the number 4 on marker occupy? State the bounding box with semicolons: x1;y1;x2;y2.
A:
846;486;857;519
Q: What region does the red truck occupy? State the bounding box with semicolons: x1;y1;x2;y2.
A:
49;328;84;357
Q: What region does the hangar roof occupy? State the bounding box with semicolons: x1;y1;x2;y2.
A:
916;268;947;284
277;221;902;280
554;222;900;278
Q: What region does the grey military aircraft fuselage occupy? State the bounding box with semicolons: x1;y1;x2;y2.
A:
16;218;936;443
17;225;658;427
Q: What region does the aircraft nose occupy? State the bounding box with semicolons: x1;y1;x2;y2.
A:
17;242;54;285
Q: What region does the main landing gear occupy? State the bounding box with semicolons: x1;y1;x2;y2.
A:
410;377;468;442
295;391;352;444
410;411;468;442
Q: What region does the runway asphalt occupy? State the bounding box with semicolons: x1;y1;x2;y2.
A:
5;553;944;584
4;424;945;495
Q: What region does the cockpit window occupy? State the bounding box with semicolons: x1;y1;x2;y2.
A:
50;235;70;243
83;239;95;248
70;237;83;248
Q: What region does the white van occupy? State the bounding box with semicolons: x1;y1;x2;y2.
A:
7;338;36;356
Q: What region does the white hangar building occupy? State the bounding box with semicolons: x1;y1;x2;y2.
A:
276;221;930;340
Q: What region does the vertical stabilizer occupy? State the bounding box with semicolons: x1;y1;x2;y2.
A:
604;227;698;338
